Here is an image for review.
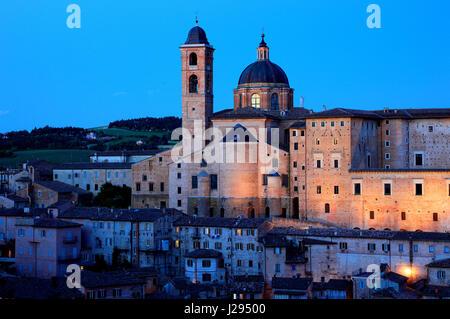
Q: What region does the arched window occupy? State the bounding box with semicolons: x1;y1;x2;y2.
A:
189;53;197;66
325;203;330;213
271;93;279;110
189;75;198;93
251;94;260;108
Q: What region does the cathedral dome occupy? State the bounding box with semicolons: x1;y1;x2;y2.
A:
185;26;209;45
238;60;289;87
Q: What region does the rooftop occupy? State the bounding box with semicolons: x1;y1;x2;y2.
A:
54;162;132;170
426;258;450;268
185;249;222;258
269;226;450;242
58;207;183;222
34;181;91;194
271;277;312;290
174;215;268;229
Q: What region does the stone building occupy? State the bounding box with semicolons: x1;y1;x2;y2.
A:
20;181;92;208
131;23;450;233
269;226;450;283
58;206;184;275
184;249;226;284
173;215;273;279
89;150;160;164
53;162;132;196
14;217;82;279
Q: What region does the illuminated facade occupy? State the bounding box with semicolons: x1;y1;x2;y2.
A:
131;24;450;232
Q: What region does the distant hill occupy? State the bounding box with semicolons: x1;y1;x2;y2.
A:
108;116;181;131
0;117;181;167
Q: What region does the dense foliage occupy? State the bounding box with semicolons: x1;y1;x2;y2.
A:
109;116;181;131
92;183;132;208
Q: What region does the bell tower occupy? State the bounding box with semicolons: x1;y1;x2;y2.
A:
180;23;214;140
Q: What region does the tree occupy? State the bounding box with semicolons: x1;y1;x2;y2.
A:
93;183;131;208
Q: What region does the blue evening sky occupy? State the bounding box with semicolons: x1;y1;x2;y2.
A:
0;0;449;132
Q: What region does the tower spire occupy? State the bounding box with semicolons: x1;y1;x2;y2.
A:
195;12;198;25
257;30;269;60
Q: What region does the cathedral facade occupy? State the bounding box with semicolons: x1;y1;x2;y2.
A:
131;25;450;232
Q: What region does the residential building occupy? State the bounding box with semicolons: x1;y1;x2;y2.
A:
53;162;132;195
14;217;82;279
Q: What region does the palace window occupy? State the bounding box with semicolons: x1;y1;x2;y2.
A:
354;183;361;195
384;182;392;195
415;183;423;196
414;152;424;167
251;94;261;108
334;186;339;194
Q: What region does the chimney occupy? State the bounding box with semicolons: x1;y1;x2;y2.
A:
300;96;304;108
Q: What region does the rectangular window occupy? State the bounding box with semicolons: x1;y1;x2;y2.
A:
370;211;375;220
384;183;391;196
312;122;316;127
294;143;298;150
210;174;218;190
399;244;404;252
334;159;339;168
385;153;390;160
136;183;141;191
334;186;339;194
386;129;390;136
433;213;438;222
354;183;361;195
415;153;423;166
331;121;335;127
401;212;406;220
177;187;181;194
382;244;390;252
192;176;198;189
292;130;297;137
429;245;434;253
385;140;390;148
316;186;321;194
339;242;348;250
415;183;423;196
428;125;434;132
301;130;304;136
340;121;345;126
316;160;321;168
160;182;165;192
262;174;268;186
282;174;288;187
177;172;181;179
149;182;154;191
368;243;376;251
293;161;297;168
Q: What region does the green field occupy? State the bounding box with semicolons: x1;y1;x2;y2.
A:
0;149;94;169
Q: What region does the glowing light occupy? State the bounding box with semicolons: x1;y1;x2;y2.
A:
403;267;412;276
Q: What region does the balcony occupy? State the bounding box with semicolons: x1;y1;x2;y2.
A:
63;236;78;244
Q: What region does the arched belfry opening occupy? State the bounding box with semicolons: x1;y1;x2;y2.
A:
189;75;198;93
189;53;197;65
